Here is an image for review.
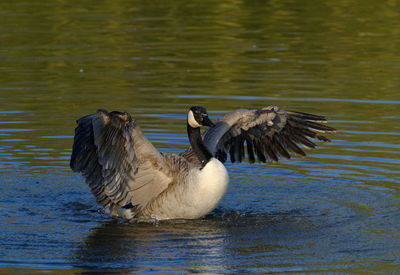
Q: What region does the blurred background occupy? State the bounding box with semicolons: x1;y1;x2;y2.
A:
1;0;399;273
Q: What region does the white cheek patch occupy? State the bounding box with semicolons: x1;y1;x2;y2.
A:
188;110;201;128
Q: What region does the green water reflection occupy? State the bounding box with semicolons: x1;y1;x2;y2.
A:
1;0;399;183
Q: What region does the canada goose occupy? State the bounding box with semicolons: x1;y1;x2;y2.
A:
70;106;335;221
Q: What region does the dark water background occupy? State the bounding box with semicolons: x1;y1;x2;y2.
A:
1;0;400;273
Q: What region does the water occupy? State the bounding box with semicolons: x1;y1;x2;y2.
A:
1;0;400;273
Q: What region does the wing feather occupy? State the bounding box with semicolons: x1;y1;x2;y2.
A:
70;109;172;215
203;106;335;164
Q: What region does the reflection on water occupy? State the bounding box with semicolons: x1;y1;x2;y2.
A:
76;210;315;273
75;199;400;273
77;218;230;273
1;0;400;273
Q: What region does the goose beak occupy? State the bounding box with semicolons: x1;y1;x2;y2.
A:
203;116;215;127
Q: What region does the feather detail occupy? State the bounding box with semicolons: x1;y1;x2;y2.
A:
203;106;335;163
70;109;173;217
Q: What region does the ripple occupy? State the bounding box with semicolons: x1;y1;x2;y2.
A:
177;95;400;105
0;129;32;132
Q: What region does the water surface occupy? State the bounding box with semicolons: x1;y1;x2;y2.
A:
1;0;400;273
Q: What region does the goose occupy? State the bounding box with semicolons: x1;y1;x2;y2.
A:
70;105;335;221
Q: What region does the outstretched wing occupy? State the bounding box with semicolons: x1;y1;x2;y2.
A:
70;109;172;215
203;106;335;163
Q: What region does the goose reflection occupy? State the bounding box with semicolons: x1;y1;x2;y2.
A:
74;208;312;273
74;213;230;273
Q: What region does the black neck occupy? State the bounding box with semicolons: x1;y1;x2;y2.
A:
187;123;213;167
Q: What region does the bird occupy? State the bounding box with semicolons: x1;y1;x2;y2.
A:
70;105;335;221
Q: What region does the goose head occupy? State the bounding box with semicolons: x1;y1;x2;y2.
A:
187;106;215;128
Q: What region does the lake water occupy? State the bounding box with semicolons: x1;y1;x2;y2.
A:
1;0;400;273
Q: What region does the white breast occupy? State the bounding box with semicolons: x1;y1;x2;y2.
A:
188;158;229;217
152;158;229;220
